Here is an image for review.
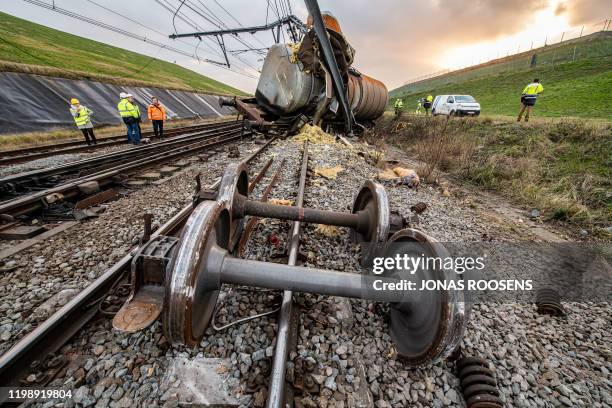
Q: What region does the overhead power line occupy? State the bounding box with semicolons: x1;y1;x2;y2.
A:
22;0;257;79
155;0;260;76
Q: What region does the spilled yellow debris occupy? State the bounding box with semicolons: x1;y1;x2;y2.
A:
376;168;398;181
293;123;337;145
392;167;415;178
315;166;344;180
269;198;293;206
288;42;301;63
315;224;340;237
374;167;420;187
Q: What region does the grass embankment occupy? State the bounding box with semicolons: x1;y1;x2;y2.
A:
390;34;612;119
373;115;611;236
0;11;246;95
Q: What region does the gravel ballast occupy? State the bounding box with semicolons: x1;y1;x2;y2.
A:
8;135;610;408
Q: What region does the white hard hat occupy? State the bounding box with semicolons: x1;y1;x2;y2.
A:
126;93;133;98
120;92;128;98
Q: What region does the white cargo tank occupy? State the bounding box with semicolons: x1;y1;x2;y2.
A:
255;44;324;116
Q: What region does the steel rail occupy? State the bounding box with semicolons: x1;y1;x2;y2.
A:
238;157;287;256
0;140;276;386
267;141;309;408
0;121;234;166
0;120;237;166
0;122;242;187
0;129;250;217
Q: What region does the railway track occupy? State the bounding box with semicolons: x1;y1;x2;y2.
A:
0;120;236;166
0;123;251;218
0;132;600;408
0;139;304;408
0;138;276;388
0;138;460;406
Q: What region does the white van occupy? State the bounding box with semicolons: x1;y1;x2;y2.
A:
432;95;481;116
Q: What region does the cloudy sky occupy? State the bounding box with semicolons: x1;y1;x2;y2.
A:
1;0;609;92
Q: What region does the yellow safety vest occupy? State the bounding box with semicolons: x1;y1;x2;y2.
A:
118;98;140;118
426;95;433;102
71;106;92;127
522;83;544;95
395;100;403;108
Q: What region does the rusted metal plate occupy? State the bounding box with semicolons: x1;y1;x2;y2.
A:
0;221;78;261
74;189;118;210
113;286;164;332
0;225;46;240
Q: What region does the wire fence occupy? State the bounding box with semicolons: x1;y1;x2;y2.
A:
397;19;611;94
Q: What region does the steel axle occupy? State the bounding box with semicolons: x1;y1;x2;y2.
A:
216;162;404;262
234;195;391;237
164;200;469;366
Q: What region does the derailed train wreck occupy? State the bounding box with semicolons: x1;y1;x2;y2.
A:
219;10;388;135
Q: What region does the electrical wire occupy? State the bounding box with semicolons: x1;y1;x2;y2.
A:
86;0;254;76
211;287;281;331
159;0;261;77
84;0;202;55
181;0;263;72
172;0;187;35
156;0;259;77
23;0;196;60
23;0;257;79
211;0;269;49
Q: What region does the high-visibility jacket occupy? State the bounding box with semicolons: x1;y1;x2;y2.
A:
426;95;433;102
70;105;93;128
522;83;544;96
147;103;167;121
394;99;404;108
117;98;140;119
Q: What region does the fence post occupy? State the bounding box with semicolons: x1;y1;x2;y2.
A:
572;45;577;62
579;25;584;37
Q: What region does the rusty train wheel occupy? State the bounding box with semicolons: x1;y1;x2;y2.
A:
163;201;230;346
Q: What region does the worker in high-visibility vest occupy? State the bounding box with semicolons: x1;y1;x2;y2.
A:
415;99;423;115
147;96;167;138
117;92;141;144
394;98;404;119
70;98;97;145
423;94;433;115
517;79;544;122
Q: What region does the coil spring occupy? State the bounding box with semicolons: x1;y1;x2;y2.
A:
535;288;565;316
456;356;503;408
410;202;427;214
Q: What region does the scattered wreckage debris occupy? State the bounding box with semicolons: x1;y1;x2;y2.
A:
314;166;344;180
456;356;503;408
410;202;428;214
375;167;421;188
535;288;565;316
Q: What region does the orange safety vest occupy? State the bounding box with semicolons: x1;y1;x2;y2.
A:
147;104;167;121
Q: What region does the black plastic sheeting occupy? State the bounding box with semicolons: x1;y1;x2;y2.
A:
0;72;235;133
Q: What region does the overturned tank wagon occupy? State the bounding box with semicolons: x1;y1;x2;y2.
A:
219;11;389;135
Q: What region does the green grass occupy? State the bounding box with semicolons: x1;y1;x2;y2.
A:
0;11;245;95
377;115;612;236
390;33;612;119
